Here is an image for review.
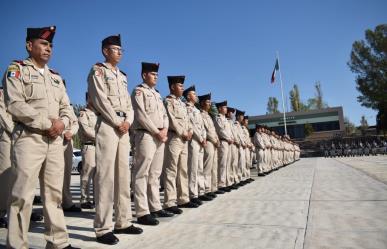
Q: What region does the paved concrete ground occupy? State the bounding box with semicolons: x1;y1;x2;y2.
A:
1;156;387;249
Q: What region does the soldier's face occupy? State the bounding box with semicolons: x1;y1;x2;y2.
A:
27;39;52;64
103;45;122;64
202;100;211;111
219;106;227;114
187;91;197;102
143;72;158;86
171;83;184;97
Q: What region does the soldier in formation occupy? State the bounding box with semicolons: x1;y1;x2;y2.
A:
0;26;304;247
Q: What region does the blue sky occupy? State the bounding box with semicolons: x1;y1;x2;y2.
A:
1;0;386;125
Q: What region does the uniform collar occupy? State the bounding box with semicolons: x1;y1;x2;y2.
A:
25;57;49;72
103;62;119;74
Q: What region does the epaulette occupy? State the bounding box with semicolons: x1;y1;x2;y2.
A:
166;95;173;99
49;68;60;75
120;70;127;76
95;62;107;68
137;84;145;88
155;89;159;93
13;60;26;66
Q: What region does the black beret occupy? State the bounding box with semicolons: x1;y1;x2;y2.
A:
26;26;56;43
167;76;185;86
227;107;236;113
142;62;159;73
198;93;211;102
215;101;227;108
235;109;245;117
102;34;121;48
183;85;195;98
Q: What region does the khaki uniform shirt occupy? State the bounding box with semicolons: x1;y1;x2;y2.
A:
165;94;191;137
214;114;233;142
87;62;133;127
186;102;206;143
254;131;265;150
0;90;14;134
78;108;97;143
231;120;244;146
201;111;219;145
131;83;168;134
2;58;72;131
64;108;79;136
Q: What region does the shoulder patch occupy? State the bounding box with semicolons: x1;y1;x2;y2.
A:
49;68;60;75
12;60;26;66
94;67;104;77
120;70;127;76
95;62;107;68
7;63;21;78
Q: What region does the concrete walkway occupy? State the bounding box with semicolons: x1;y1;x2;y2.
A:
1;156;387;249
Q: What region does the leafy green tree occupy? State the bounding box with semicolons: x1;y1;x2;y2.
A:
304;122;314;137
289;84;301;112
344;117;356;136
348;24;387;131
266;97;279;114
360;115;369;136
72;104;85;149
307;81;328;110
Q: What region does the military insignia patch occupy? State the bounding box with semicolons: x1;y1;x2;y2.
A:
136;90;142;96
95;68;103;77
7;70;20;78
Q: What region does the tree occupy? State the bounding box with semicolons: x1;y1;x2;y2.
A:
348;24;387;131
344;117;356;136
360;115;369;136
266;97;279;114
72;104;85;149
304;122;314;137
289;84;301;112
307;81;328;110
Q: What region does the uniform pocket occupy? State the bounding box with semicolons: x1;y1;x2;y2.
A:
105;79;119;96
145;94;156;113
23;81;45;100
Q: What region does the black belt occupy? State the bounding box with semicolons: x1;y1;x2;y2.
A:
84;142;95;145
137;128;163;132
116;111;127;117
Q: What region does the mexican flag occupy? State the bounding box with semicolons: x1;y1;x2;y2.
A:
271;58;279;84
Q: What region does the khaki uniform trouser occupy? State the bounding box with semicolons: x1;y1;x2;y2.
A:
256;149;265;173
264;149;271;172
211;147;218;192
245;148;251;178
62;140;74;208
227;144;237;186
217;141;229;188
94;118;132;237
237;147;245;181
188;139;205;198
203;142;215;193
163;133;189;208
133;130;164;217
81;145;96;203
7;128;69;249
0;131;14;218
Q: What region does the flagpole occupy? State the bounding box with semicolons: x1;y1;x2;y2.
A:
276;51;288;136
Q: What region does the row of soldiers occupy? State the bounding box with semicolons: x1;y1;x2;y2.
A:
320;138;387;157
253;125;300;175
0;26;300;248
